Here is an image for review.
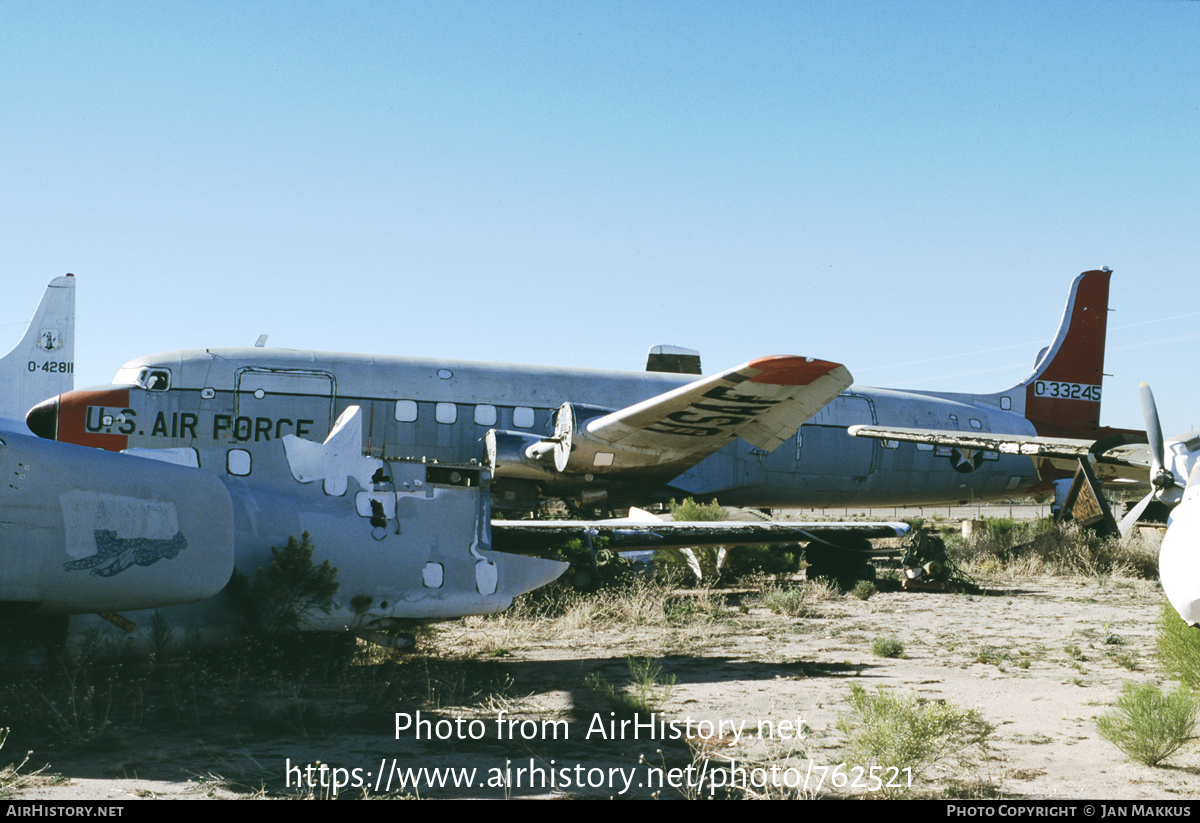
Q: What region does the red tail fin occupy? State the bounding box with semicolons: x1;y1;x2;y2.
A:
1019;269;1110;437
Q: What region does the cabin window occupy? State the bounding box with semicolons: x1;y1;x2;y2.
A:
435;403;457;424
227;448;251;476
969;418;982;429
1000;396;1012;411
513;407;535;428
882;440;899;449
474;405;497;426
948;414;958;423
423;562;444;589
916;443;934;451
137;368;172;391
394;400;418;422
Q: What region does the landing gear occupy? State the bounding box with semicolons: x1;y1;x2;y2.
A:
803;540;877;589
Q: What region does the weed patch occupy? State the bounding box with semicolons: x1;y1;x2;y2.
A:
837;684;996;798
1096;681;1198;766
871;637;905;658
760;581;841;618
1157;600;1200;689
584;657;675;717
851;580;877;600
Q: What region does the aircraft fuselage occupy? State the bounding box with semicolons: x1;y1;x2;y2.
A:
45;348;1046;510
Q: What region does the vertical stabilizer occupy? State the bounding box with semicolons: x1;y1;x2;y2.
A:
1014;269;1110;437
0;275;75;425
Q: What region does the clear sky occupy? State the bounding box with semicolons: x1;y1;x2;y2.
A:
2;2;1198;436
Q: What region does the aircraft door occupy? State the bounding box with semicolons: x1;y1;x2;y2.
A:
234;368;336;444
792;394;877;490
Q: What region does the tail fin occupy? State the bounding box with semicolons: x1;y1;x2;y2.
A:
1010;269;1110;438
0;274;76;425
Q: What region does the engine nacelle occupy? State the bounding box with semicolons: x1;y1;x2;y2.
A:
551;402;628;474
484;429;560;482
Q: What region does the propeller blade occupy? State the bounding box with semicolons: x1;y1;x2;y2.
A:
1118;492;1156;538
1140;382;1175;494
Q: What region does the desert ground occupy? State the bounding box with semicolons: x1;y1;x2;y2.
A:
6;539;1197;801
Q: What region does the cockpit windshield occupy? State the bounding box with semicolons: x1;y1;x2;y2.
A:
114;366;172;391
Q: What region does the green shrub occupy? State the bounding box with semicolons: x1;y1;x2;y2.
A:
1157;600;1200;690
761;580;840;617
1096;681;1198;766
230;532;339;636
851;580;877;600
838;685;995;798
872;636;905;658
670;498;727;522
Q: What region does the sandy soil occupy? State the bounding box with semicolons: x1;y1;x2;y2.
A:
10;571;1198;801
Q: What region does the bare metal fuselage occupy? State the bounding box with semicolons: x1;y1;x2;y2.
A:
66;348;1044;509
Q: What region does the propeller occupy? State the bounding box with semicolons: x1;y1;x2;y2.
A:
1119;384;1184;535
1141;383;1178;498
1126;383;1199;626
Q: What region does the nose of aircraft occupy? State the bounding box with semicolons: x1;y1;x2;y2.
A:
26;395;59;440
1160;470;1200;628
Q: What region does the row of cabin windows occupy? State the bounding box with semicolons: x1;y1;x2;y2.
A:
393;400;538;429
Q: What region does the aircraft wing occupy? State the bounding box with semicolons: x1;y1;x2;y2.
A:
522;356;851;479
848;424;1150;482
492;518;908;554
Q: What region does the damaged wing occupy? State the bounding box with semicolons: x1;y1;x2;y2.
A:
492;515;908;555
498;357;851;481
847;424;1149;482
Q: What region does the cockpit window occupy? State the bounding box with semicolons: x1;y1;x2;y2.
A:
136;368;172;391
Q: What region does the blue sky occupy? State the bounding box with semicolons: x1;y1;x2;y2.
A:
3;2;1198;435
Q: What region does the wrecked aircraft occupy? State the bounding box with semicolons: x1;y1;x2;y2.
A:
32;270;1128;517
4;278;906;650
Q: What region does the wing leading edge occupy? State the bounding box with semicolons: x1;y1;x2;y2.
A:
494;356;852;483
492;518;908;555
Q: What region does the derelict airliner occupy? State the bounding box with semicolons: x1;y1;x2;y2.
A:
30;270;1130;516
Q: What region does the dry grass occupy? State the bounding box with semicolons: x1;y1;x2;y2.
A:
460;578;731;657
758;579;842;618
952;522;1159;582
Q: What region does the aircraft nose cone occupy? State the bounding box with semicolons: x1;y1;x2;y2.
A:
26;396;59;440
1160;494;1200;627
